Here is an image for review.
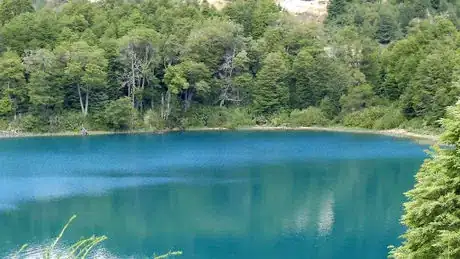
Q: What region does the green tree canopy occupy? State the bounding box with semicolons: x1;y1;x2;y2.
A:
390;100;460;258
253;52;289;114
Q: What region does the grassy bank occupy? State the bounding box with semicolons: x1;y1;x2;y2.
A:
0;126;440;143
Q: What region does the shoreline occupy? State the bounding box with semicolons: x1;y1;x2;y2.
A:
0;126;439;143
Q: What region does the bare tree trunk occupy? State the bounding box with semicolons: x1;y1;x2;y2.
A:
140;77;145;112
77;84;86;116
166;90;171;120
220;95;225;107
6;82;16;116
131;51;136;108
84;87;89;116
184;89;193;112
160;93;165;119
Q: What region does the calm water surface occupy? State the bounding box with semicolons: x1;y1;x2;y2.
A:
0;131;427;258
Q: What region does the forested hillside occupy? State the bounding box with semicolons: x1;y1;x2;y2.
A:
0;0;460;132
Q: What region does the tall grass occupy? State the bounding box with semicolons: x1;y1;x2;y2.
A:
154;251;183;259
12;215;182;259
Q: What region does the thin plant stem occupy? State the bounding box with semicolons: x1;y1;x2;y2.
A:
45;215;77;258
12;244;28;259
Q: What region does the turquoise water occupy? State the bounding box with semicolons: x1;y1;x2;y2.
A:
0;131;426;258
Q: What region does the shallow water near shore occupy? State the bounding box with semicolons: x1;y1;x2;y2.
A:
0;131;427;258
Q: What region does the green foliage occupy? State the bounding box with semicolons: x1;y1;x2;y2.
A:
0;97;13;116
164;61;210;111
390;101;460;258
253;52;289;114
0;1;458;258
342;106;388;129
14;215;107;259
224;0;280;39
102;97;136;130
269;110;290;126
327;0;347;23
223;107;254;129
291;48;316;108
400;118;427;130
373;108;406;130
292;52;352;113
184;18;244;71
289;107;330;127
2;10;61;54
52;111;86;132
154;251;183;259
0;0;454;135
375;5;400;44
400;48;459;125
320;96;339;120
144;109;166;130
0;118;8;130
184;106;254;129
0;51;27;114
14;214;182;259
10;114;45;133
342;106;406;130
340;84;378;113
0;0;34;25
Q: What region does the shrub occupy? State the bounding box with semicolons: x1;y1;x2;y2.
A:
0;118;8;130
50;112;86;132
0;97;13;116
184;106;254;129
289;107;329;127
342;106;387;129
183;106;210;127
205;107;228;128
320;96;339;119
9;114;46;132
102;97;136;130
254;115;268;125
183;106;208;127
144;109;166;130
340;84;378;113
373;108;406;130
269;110;290;126
184;106;227;128
400;117;426;130
224;107;254;129
87;111;107;131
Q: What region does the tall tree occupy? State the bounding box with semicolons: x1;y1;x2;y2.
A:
184;18;245;72
60;41;107;117
119;28;162;110
291;48;316;108
164;61;210;111
0;51;26;116
1;9;61;54
0;0;34;25
23;49;63;111
326;0;347;23
184;18;248;106
253;52;289;114
390;101;460;258
401;49;459;124
375;6;400;44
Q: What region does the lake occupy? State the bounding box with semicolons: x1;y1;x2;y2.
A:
0;131;427;258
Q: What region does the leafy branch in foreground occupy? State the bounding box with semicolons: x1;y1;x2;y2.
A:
389;101;460;258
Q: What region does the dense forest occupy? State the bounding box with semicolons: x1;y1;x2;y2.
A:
0;0;459;133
